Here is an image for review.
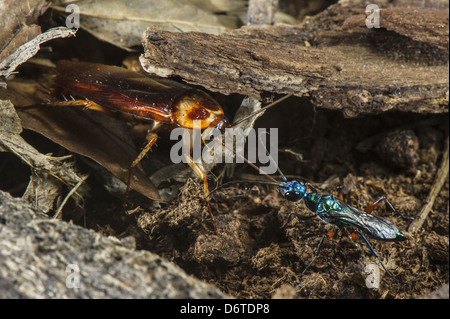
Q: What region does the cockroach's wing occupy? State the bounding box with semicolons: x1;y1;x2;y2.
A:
334;199;407;241
17;105;162;201
53;60;192;122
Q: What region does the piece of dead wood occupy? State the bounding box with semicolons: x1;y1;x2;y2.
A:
0;190;229;298
141;0;449;117
408;136;449;234
141;25;328;97
342;7;449;51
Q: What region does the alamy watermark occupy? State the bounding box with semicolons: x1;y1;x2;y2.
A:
65;4;80;29
66;263;80;289
169;122;279;175
366;4;380;28
365;263;380;288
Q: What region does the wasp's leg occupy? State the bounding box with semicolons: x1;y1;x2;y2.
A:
345;228;360;241
364;196;398;214
337;186;344;201
355;230;399;282
327;225;340;238
301;234;327;276
336;186;359;240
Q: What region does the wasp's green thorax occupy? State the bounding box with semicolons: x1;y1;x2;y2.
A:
304;193;342;214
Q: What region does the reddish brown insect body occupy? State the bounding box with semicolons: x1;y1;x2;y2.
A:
53;60;228;131
43;60;230;227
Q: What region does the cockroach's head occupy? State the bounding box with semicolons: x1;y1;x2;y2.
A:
212;115;229;132
174;90;227;130
279;179;307;202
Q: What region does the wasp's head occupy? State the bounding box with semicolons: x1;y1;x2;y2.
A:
279;180;307;202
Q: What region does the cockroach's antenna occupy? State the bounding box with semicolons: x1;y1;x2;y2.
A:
208;120;290;197
206;94;294;197
230;94;293;128
208;136;281;184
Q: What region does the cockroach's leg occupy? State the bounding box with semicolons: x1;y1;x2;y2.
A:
42;99;116;116
183;154;218;232
183;155;210;195
182;135;218;232
124;131;158;203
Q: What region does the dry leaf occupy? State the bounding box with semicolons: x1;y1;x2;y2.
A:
0;0;49;62
16;105;161;201
0;27;77;80
51;0;244;50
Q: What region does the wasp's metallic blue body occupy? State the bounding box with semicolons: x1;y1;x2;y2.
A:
277;179;407;280
280;180;407;242
215;176;408;279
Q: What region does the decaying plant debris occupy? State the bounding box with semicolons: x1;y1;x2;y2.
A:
51;0;246;50
141;1;448;117
0;100;88;213
0;0;448;299
0;0;49;69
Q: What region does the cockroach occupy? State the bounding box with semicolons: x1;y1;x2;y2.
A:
29;60;291;228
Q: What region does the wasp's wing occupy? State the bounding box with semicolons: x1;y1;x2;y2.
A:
325;199;404;241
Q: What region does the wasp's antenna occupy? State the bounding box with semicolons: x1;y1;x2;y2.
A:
202;94;293;191
206;128;290;199
203;132;281;184
230;94;293;128
258;130;288;182
209;179;281;198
